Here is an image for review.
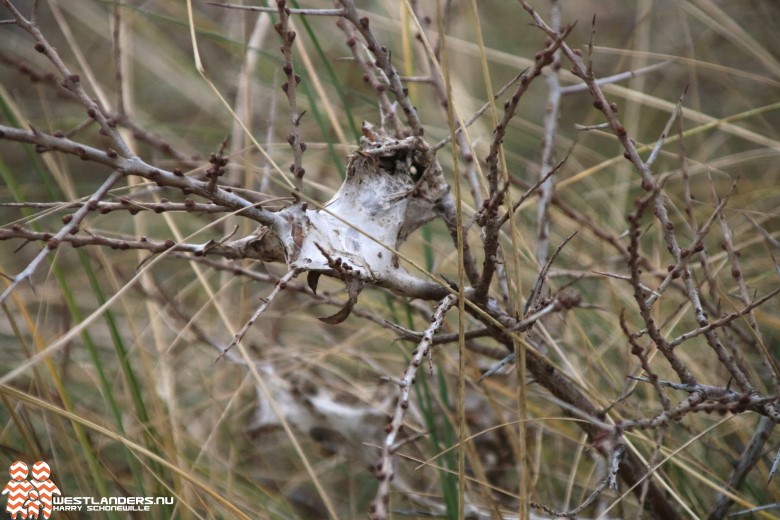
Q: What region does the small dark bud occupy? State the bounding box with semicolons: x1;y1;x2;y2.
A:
62;214;73;224
164;239;175;249
694;242;704;252
680;248;690;258
623;151;632;160
665;221;674;230
300;202;308;211
610;102;619;113
173;168;183;177
68;73;80;84
294;74;301;85
283;64;293;75
671;270;681;279
300;142;307;152
47;238;59;249
209;153;217;164
616;125;627;136
286;30;296;44
384;423;393;433
148;169;160;179
106;148;118;158
53;130;65;138
69;227;79;235
281;82;289;93
573;48;583;57
731;268;741;278
360;16;369;27
346;36;356;47
154;205;164;214
34;42;46;53
184;198;195;208
87;107;96;118
87;200;99;211
287;133;295;145
107;118;117;128
34;144;47;153
100;207;110;214
273;22;283;34
667;264;675;272
641;179;653;191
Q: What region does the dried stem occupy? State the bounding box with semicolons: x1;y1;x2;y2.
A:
218;269;299;359
536;0;562;267
0;170;123;304
274;0;306;191
337;0;424;136
369;294;457;520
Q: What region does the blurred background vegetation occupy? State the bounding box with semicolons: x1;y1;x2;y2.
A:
1;1;779;518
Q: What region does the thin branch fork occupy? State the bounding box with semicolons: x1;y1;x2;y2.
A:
518;3;776;418
0;170;123;304
2;0;131;157
218;269;300;360
0;226;283;263
473;24;573;304
337;0;425;136
0;125;281;229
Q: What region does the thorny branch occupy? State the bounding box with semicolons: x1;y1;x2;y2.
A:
369;294;457;520
1;2;779;519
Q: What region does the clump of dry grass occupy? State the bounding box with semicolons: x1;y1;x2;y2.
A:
1;1;779;519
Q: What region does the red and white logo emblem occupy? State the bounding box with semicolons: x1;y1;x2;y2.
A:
2;462;60;519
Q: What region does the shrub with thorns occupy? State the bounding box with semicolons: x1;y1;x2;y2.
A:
1;1;778;519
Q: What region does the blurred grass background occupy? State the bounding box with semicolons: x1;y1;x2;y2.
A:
1;0;779;518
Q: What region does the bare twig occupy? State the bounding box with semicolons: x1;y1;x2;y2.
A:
207;3;345;16
536;0;563;267
274;1;306;191
560;61;671;94
707;417;774;520
0;125;281;228
370;294;457;520
0;170;123;304
338;0;423;136
218;269;299;359
473;25;573;304
337;18;403;136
